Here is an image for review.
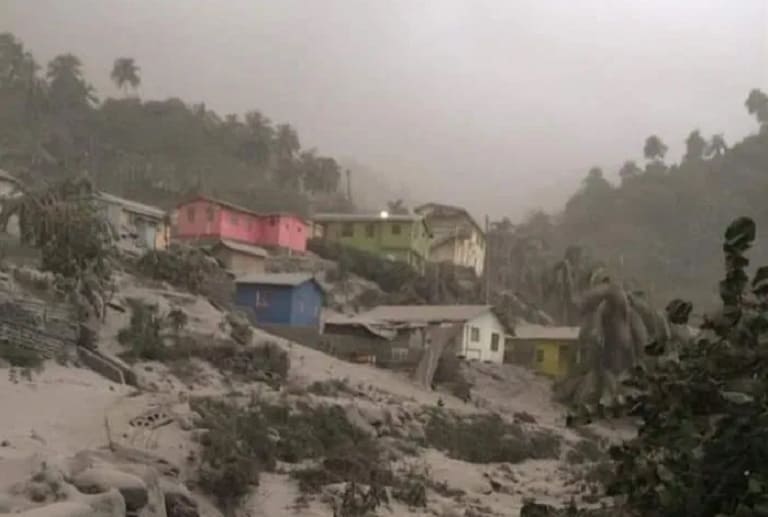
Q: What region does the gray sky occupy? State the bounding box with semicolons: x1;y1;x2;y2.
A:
2;0;767;220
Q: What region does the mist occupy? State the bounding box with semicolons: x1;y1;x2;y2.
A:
2;0;766;219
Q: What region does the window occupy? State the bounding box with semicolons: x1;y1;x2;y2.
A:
342;223;354;237
558;345;569;368
230;213;239;225
365;223;375;238
470;326;480;342
536;349;545;363
491;333;500;352
186;206;196;222
391;223;402;235
206;206;215;222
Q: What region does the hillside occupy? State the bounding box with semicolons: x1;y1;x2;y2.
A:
0;261;621;517
496;94;768;311
0;32;353;217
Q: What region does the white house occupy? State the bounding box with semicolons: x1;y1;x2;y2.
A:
0;169;22;236
414;203;486;276
359;304;509;363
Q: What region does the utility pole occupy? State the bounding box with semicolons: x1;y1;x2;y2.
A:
484;215;491;304
345;169;352;203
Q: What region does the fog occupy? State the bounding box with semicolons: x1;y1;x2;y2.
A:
2;0;766;219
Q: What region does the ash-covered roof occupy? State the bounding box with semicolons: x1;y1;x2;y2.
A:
235;272;316;287
511;324;580;340
360;304;493;324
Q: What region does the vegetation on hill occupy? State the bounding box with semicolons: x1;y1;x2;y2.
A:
491;91;768;310
0;32;352;215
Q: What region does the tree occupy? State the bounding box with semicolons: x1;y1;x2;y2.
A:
745;88;768;128
386;199;408;214
46;53;96;109
110;57;140;96
707;133;728;157
603;217;768;517
643;135;668;162
683;129;707;162
618;160;641;184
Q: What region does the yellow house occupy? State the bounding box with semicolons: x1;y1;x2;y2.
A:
505;324;580;378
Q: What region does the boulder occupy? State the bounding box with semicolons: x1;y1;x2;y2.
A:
72;468;147;513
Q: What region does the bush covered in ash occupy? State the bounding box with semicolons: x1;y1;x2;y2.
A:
192;397;382;510
424;409;561;464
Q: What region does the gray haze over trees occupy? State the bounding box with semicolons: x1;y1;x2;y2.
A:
1;0;766;219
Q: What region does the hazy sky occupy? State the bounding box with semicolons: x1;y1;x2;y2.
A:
2;0;767;219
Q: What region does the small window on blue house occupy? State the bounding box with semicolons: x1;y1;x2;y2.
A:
365;223;375;238
391;224;402;235
342;223;354;237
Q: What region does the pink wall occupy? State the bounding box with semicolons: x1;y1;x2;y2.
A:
174;198;307;252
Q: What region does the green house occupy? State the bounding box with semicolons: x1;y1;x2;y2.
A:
313;213;431;271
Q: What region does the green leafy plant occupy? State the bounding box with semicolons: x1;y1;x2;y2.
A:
117;300;166;360
604;217;768;516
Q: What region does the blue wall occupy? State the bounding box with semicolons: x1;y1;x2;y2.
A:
235;280;322;327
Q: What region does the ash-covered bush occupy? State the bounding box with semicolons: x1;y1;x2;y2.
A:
424;410;561;464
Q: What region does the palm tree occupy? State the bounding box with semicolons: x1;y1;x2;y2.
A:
745;89;768;127
643;135;668;162
707;134;728;157
684;130;707;162
275;123;300;160
110;57;140;96
618;160;641;183
386;199;408;214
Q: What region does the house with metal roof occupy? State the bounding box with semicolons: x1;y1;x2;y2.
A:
208;239;267;275
94;191;169;251
312;212;432;272
173;195;308;253
234;273;323;328
414;203;486;276
505;324;581;378
357;304;509;363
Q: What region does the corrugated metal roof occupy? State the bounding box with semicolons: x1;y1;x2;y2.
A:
512;324;580;340
215;239;268;258
235;272;315;286
177;195;309;224
360;305;492;324
313;213;423;223
97;192;166;219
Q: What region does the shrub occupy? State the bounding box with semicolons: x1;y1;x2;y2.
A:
424;410;561;464
307;378;353;397
226;312;253;345
597;217;768;516
0;341;44;369
192;397;380;508
117;300;167;361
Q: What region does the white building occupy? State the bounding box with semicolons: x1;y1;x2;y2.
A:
0;169;22;236
414;203;486;276
359;304;509;363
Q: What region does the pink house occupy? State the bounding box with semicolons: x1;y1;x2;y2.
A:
173;196;308;253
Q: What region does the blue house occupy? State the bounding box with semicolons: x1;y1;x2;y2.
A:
234;273;324;327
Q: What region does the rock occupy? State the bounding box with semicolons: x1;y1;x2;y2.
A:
73;468;147;512
1;439;10;446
